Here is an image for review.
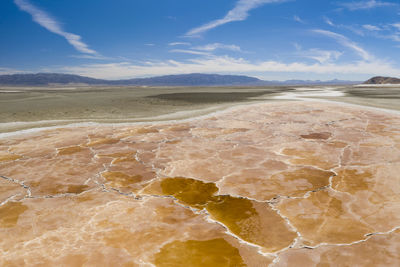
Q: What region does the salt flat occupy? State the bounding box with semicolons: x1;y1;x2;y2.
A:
1;100;400;266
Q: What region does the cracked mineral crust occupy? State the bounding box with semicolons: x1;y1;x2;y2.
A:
1;101;400;266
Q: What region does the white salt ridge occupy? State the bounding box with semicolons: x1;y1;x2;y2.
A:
273;88;345;100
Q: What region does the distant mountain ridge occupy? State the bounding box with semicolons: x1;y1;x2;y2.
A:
0;73;357;86
117;73;261;86
0;73;105;86
363;76;400;84
0;73;261;86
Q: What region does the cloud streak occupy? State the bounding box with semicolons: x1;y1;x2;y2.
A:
313;29;373;61
186;0;286;36
298;49;343;64
193;43;242;52
0;67;28;75
363;24;381;31
293;15;304;23
168;42;191;46
14;0;97;55
393;23;400;30
339;0;396;11
169;49;212;56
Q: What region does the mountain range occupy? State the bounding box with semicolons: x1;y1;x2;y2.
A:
0;73;360;86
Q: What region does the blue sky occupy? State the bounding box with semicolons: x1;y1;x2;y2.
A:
1;0;400;80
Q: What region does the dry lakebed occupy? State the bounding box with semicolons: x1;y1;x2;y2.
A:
1;86;400;266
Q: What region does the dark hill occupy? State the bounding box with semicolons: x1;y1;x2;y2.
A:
364;76;400;84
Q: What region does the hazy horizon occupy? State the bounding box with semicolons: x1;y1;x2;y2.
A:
0;71;368;82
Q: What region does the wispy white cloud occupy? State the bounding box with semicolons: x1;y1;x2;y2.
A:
293;15;304;23
356;23;400;43
298;49;343;64
392;23;400;30
323;17;335;26
57;54;400;80
145;43;155;46
169;49;212;56
0;67;29;75
293;42;302;50
168;42;191;46
186;0;286;36
14;0;97;55
322;18;366;36
193;43;242;52
293;41;342;63
363;24;382;31
313;29;373;61
382;33;400;42
69;54;114;60
339;0;396;11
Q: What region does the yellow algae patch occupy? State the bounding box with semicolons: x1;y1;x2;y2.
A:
86;138;120;147
57;146;83;156
158;177;296;251
75;194;94;203
332;169;373;193
132;127;159;134
278;190;373;245
206;196;297;251
327;141;348;149
30;182;90;195
206;196;256;236
0;202;28;228
163;125;192;132
102;171;143;187
165;140;181;145
300;132;331;140
98;152;136;158
0;152;22;162
66;185;90;194
113;156;137;164
153;238;245;267
161;177;218;208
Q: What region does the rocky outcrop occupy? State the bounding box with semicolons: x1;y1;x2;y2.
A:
364;76;400;84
